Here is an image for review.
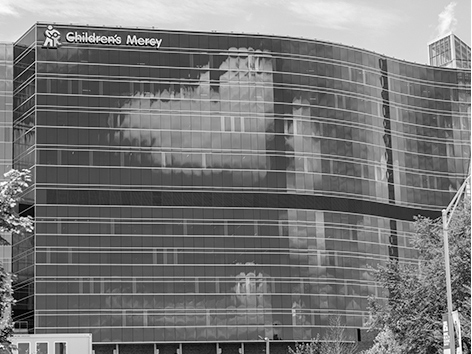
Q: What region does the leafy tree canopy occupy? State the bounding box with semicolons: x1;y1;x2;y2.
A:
289;316;357;354
366;197;471;354
0;169;33;350
0;269;15;352
0;169;33;236
360;327;403;354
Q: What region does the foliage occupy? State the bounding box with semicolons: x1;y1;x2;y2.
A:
0;169;33;351
288;317;357;354
0;169;33;235
320;316;357;354
360;327;403;354
289;335;322;354
366;198;471;354
0;268;15;352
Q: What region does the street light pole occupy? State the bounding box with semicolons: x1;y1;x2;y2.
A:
442;208;455;353
258;335;270;354
441;173;470;354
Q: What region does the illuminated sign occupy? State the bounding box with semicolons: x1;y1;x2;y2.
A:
43;25;163;49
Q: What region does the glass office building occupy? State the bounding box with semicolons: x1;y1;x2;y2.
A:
8;23;471;353
428;33;471;69
0;43;13;272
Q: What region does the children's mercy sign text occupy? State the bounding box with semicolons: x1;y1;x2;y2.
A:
65;31;163;49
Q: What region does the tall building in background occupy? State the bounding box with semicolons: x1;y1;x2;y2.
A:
0;42;13;272
428;32;471;68
4;23;471;353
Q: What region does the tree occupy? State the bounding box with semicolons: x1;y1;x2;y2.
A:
0;269;15;353
289;336;322;354
320;316;357;354
288;316;357;354
0;169;33;351
0;169;33;235
360;327;403;354
366;197;471;354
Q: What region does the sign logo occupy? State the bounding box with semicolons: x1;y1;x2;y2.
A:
42;25;61;48
41;26;164;50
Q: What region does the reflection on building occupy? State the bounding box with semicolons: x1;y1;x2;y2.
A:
5;23;471;352
0;43;13;272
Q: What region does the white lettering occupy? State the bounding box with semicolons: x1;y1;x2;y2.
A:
64;31;161;48
126;34;162;48
127;35;138;45
66;32;75;42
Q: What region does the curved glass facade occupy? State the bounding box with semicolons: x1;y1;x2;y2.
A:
12;23;470;349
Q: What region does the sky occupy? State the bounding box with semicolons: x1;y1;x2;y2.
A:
0;0;470;65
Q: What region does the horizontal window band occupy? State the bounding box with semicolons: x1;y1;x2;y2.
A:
45;189;440;221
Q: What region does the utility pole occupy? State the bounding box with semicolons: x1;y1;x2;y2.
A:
442;173;470;354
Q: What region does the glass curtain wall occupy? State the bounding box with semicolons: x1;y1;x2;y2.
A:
11;24;471;346
12;26;37;330
0;43;14;272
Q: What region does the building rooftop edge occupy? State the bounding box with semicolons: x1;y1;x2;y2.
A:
12;21;471;70
427;31;471;48
427;31;454;46
13;333;92;338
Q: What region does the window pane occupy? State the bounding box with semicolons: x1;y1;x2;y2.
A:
18;343;30;354
37;343;48;354
55;343;66;354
